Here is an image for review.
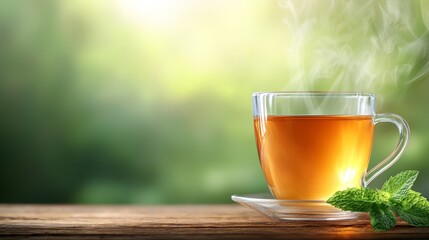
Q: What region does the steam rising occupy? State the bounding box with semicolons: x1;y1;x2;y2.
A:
279;0;429;94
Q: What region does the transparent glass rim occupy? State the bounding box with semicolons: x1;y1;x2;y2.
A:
252;91;375;98
231;193;360;220
231;193;325;203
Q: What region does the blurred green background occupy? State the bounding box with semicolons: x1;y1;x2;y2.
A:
0;0;428;204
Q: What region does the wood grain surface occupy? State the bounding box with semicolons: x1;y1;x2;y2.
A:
0;204;428;239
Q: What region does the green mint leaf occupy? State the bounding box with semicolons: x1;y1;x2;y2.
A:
394;190;429;227
326;187;385;212
398;190;424;209
326;170;428;231
382;170;419;202
369;205;396;231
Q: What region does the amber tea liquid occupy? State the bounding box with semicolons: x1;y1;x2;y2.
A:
254;115;374;200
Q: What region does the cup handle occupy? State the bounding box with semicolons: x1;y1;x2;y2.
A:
362;113;411;187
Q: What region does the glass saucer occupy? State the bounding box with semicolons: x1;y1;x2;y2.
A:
231;193;360;221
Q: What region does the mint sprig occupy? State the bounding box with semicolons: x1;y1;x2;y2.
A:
382;170;418;202
369;205;396;231
327;170;429;231
394;190;429;226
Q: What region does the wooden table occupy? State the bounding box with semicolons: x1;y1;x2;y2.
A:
0;204;428;239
